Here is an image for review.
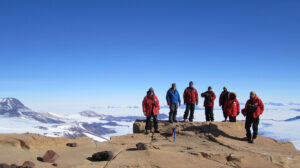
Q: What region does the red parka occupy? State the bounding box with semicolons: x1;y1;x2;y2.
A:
242;95;264;119
142;94;160;117
225;99;240;117
183;87;199;104
201;91;216;107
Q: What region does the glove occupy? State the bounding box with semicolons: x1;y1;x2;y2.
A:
237;112;240;116
196;101;199;105
143;111;146;116
168;102;170;106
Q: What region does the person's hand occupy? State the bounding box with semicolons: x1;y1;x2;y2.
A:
168;101;170;106
157;110;160;114
143;111;146;116
196;101;199;105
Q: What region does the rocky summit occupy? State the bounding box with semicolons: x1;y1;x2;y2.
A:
0;121;300;168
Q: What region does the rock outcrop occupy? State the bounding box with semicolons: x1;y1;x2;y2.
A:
0;121;299;168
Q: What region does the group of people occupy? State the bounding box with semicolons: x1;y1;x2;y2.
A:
142;81;264;143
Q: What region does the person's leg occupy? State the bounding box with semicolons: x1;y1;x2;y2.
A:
145;116;151;134
245;116;252;141
205;107;209;121
169;104;174;123
173;104;178;122
233;117;236;122
210;107;214;121
153;114;159;133
252;116;260;139
184;104;190;121
229;116;233;122
222;106;227;121
189;104;195;121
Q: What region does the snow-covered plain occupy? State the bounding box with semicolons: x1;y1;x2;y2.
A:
0;99;300;150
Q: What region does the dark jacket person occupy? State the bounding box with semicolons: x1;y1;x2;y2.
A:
201;86;216;122
219;87;230;121
242;91;264;143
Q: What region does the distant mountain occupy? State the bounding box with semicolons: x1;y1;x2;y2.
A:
0;98;30;117
0;98;64;124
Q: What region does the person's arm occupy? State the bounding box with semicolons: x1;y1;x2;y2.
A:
256;99;264;115
177;91;181;106
237;100;240;115
183;89;187;104
212;92;216;101
219;93;223;106
155;95;160;112
195;89;199;105
166;91;170;105
201;92;206;97
142;98;147;116
242;100;249;116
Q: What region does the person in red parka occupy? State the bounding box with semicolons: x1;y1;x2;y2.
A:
142;88;160;134
201;86;216;121
242;91;264;143
224;92;240;122
183;81;199;122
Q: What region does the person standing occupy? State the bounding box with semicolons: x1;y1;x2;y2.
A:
224;92;240;122
142;88;160;134
219;87;230;122
201;86;216;122
183;81;199;122
166;83;181;123
242;91;264;143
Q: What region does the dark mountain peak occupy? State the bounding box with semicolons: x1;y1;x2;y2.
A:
0;97;29;110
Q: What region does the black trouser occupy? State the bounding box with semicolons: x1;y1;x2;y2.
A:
222;106;228;120
245;115;259;139
145;112;158;131
169;103;178;122
205;107;214;121
229;116;236;122
184;103;195;121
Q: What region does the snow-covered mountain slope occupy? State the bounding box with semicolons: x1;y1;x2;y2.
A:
0;98;65;123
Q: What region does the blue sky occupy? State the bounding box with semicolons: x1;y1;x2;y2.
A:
0;0;300;112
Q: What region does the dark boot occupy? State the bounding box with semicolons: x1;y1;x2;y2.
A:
145;130;149;135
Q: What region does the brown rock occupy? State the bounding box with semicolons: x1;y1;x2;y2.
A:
136;142;148;150
0;163;10;168
22;161;36;167
42;150;59;163
66;143;77;147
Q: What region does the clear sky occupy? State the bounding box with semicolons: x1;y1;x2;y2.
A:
0;0;299;113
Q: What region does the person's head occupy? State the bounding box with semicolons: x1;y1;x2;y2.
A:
148;87;154;96
223;87;227;92
208;86;212;92
230;92;236;100
250;91;256;99
172;83;176;90
189;81;194;88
